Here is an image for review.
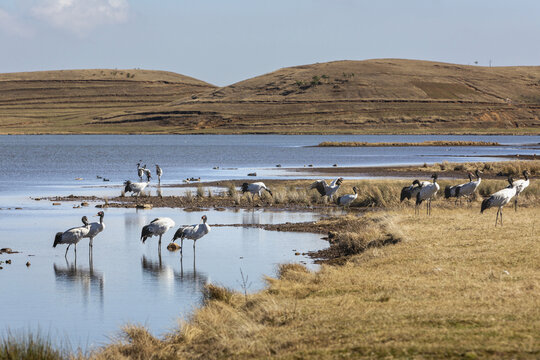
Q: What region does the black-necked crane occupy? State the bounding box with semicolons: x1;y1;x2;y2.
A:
124;180;149;197
53;216;91;258
415;174;440;215
512;170;530;211
172;215;211;256
83;211;105;250
310;177;343;199
141;217;176;249
400;179;424;202
155;164;163;183
137;162;144;181
445;170;482;204
241;182;273;201
481;176;517;226
336;186;358;207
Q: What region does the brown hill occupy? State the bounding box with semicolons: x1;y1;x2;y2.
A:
94;59;540;134
0;69;215;134
2;60;540;134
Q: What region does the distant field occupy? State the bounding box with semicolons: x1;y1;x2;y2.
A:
1;59;540;134
317;140;501;147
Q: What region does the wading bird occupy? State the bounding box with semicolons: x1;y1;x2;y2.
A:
172;215;211;256
83;211;105;250
310;177;343;199
481;177;517;226
241;182;273;200
137;162;144;181
400;180;423;202
155;164;162;183
336;186;358;207
445;170;482;204
415;174;440;215
124;180;149;197
141;217;175;249
512;170;530;211
53;216;91;258
144;168;152;182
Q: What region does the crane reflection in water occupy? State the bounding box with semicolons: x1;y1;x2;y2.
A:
53;253;104;307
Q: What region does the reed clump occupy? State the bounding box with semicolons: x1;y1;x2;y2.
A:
0;331;70;360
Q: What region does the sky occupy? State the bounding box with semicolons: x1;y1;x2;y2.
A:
1;0;539;86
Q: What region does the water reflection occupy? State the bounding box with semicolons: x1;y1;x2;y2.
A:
141;253;207;293
53;255;104;306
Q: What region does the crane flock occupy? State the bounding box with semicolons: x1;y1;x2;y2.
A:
53;162;532;259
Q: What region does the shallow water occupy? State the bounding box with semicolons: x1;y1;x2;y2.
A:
0;134;538;197
0;207;326;349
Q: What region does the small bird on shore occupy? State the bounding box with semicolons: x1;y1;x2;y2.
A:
141;217;176;248
336;186;358;207
310;177;343;199
172;215;211;255
155;164;162;183
415;174;440;215
481;176;517;226
241;182;273;200
512;170;530;211
124;180;149;197
83;211;105;250
53;216;91;258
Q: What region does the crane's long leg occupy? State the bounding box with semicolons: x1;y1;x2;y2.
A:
495;208;500;227
65;244;70;258
158;235;162;248
500;208;503;226
514;195;518;212
74;243;77;257
181;238;184;256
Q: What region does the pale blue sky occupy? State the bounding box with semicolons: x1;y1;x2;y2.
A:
1;0;539;86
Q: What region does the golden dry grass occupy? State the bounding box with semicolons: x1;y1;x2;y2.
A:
317;140;500;147
92;205;540;359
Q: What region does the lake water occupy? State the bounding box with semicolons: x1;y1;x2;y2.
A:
0;206;326;349
0;134;538;349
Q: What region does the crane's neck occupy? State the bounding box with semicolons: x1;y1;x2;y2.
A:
99;214;104;224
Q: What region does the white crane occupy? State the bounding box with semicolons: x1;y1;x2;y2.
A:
512;170;530;211
172;215;211;255
310;177;343;199
53;216;91;258
155;164;163;183
241;182;273;200
336;186;358;207
481;177;517;226
415;174;440;215
124;180;149;197
141;217;176;248
83;211;105;250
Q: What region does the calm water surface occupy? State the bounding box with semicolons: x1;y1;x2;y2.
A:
0;206;326;349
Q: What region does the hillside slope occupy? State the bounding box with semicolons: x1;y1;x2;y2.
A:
95;59;540;134
2;60;540;134
0;69;215;134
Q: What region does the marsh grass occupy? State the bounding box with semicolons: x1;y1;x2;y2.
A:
196;185;205;198
417;160;540;176
94;206;540;359
0;331;72;360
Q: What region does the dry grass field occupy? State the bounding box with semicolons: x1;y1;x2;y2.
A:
0;69;215;134
2;59;540;134
92;205;540;359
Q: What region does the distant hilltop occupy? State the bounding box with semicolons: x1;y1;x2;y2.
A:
1;59;539;134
